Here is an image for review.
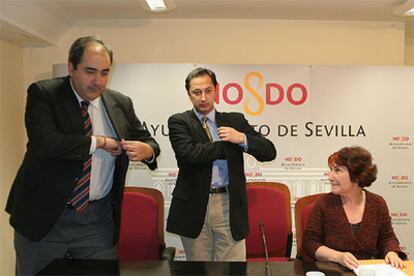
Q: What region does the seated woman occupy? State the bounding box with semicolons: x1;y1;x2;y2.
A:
303;146;407;270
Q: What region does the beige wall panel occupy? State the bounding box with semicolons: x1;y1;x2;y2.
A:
23;19;405;85
2;18;408;273
0;39;25;276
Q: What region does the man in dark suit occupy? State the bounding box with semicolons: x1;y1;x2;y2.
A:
166;67;276;261
5;36;160;275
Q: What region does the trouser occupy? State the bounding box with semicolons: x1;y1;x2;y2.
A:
181;192;246;262
14;194;116;275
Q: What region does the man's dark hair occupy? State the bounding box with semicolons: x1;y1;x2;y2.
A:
185;67;218;92
68;35;113;69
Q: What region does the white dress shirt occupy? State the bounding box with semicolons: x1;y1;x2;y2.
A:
71;81;118;200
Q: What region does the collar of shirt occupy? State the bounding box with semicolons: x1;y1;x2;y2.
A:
193;108;216;125
69;78;101;111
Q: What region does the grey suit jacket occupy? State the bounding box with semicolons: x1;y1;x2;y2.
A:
166;110;276;241
6;76;160;242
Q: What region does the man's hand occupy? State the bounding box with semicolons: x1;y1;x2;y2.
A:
120;139;154;162
217;127;244;144
96;136;121;156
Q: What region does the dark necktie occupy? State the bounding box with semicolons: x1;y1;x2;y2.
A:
70;101;92;212
202;116;213;142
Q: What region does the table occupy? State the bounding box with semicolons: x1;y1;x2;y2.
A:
358;259;413;275
38;259;414;275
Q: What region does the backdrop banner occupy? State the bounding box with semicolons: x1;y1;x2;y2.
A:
54;63;414;260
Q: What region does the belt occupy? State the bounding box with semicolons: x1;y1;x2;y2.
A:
209;186;228;194
65;193;112;209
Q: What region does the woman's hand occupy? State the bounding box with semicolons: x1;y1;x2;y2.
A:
315;246;359;270
385;251;406;269
337;252;359;270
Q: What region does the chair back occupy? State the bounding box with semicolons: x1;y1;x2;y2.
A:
118;187;165;261
246;182;292;261
294;193;324;261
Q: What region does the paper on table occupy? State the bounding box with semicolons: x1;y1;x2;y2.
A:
353;263;406;276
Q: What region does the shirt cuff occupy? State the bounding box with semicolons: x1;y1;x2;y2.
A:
89;136;97;154
240;134;248;151
145;152;155;164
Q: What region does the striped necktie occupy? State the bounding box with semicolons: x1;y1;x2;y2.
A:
202;116;213;142
70;101;92;212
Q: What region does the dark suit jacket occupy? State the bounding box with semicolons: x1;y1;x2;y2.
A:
303;191;407;260
166;110;276;241
6;76;160;242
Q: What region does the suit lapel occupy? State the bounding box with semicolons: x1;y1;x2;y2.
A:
215;111;226;128
101;91;125;139
186;110;210;142
60;77;84;134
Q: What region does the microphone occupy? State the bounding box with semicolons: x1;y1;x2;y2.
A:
259;221;271;276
